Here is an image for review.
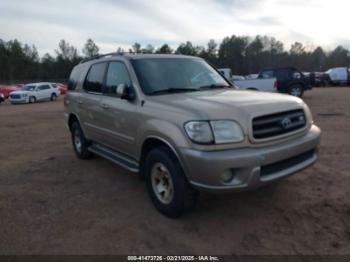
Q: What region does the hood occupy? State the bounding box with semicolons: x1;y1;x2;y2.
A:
10;90;32;95
148;89;305;128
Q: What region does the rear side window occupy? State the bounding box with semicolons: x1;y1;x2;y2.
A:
38;85;51;90
84;63;107;93
105;62;131;95
68;66;83;91
275;69;290;80
292;70;302;79
260;70;274;79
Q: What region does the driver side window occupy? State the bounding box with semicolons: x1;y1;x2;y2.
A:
105;62;131;96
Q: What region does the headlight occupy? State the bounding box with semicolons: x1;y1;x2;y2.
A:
184;121;214;144
211;120;244;144
22;94;28;98
184;120;244;144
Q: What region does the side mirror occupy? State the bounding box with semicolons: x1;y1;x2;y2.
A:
116;84;135;101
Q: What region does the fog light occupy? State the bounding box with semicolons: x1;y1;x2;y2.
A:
220;170;234;183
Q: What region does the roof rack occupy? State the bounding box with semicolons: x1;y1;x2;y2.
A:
79;51;137;64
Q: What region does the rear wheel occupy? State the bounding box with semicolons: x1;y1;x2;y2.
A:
288;85;304;97
50;93;57;101
71;122;92;159
144;146;198;218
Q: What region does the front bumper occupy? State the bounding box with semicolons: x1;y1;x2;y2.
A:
9;97;28;103
180;125;321;193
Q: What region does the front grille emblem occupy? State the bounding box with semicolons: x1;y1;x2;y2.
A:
281;117;292;129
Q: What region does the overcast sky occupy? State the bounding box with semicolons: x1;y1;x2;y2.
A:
0;0;349;55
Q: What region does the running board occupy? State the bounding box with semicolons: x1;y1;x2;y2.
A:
88;144;139;173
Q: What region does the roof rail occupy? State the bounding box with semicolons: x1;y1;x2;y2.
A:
79;50;139;64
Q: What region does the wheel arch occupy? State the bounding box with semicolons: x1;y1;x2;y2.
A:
68;113;82;131
139;136;186;179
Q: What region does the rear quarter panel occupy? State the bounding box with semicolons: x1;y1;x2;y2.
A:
234;78;277;92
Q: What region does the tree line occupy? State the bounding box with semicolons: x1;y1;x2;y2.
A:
0;36;349;83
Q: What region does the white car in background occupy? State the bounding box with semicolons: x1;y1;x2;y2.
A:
324;67;350;86
245;74;259;79
9;82;60;104
218;68;277;93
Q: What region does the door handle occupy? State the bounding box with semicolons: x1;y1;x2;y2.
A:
77;100;83;105
100;103;109;109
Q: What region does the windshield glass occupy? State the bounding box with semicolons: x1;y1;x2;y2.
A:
21;85;36;91
131;58;230;95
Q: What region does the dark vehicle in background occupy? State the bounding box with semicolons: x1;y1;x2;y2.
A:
258;67;312;97
308;72;327;87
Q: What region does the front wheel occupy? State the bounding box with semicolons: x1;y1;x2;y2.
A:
29;96;36;103
288;85;304;98
144;146;198;218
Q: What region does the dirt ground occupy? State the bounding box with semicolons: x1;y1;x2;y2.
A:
0;88;349;255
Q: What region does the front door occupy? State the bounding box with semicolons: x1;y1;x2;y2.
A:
36;84;50;100
98;61;139;157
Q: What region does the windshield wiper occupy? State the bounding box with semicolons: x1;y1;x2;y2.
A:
149;87;200;95
199;84;231;90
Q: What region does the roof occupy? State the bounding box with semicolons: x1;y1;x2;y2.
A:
79;53;200;64
262;67;298;71
24;82;53;86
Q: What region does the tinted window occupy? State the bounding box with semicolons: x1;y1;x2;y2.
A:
275;69;290;80
68;66;83;91
105;62;131;95
84;63;107;93
38;85;51;90
22;85;35;91
260;70;274;79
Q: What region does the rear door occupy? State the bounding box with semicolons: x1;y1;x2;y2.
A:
36;84;51;100
98;61;139;156
274;69;290;92
78;62;108;143
338;68;347;82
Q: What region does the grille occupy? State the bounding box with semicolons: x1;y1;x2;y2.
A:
10;94;21;99
253;109;306;139
260;149;315;177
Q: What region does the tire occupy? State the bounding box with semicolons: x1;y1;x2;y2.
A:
50;93;57;101
71;121;92;159
29;96;36;103
288;85;304;98
144;146;198;218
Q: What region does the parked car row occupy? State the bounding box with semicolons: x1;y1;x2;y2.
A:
0;82;67;105
305;67;350;87
218;67;312;97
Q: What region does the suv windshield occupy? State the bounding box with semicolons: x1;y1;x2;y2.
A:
22;85;36;91
131;58;230;95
